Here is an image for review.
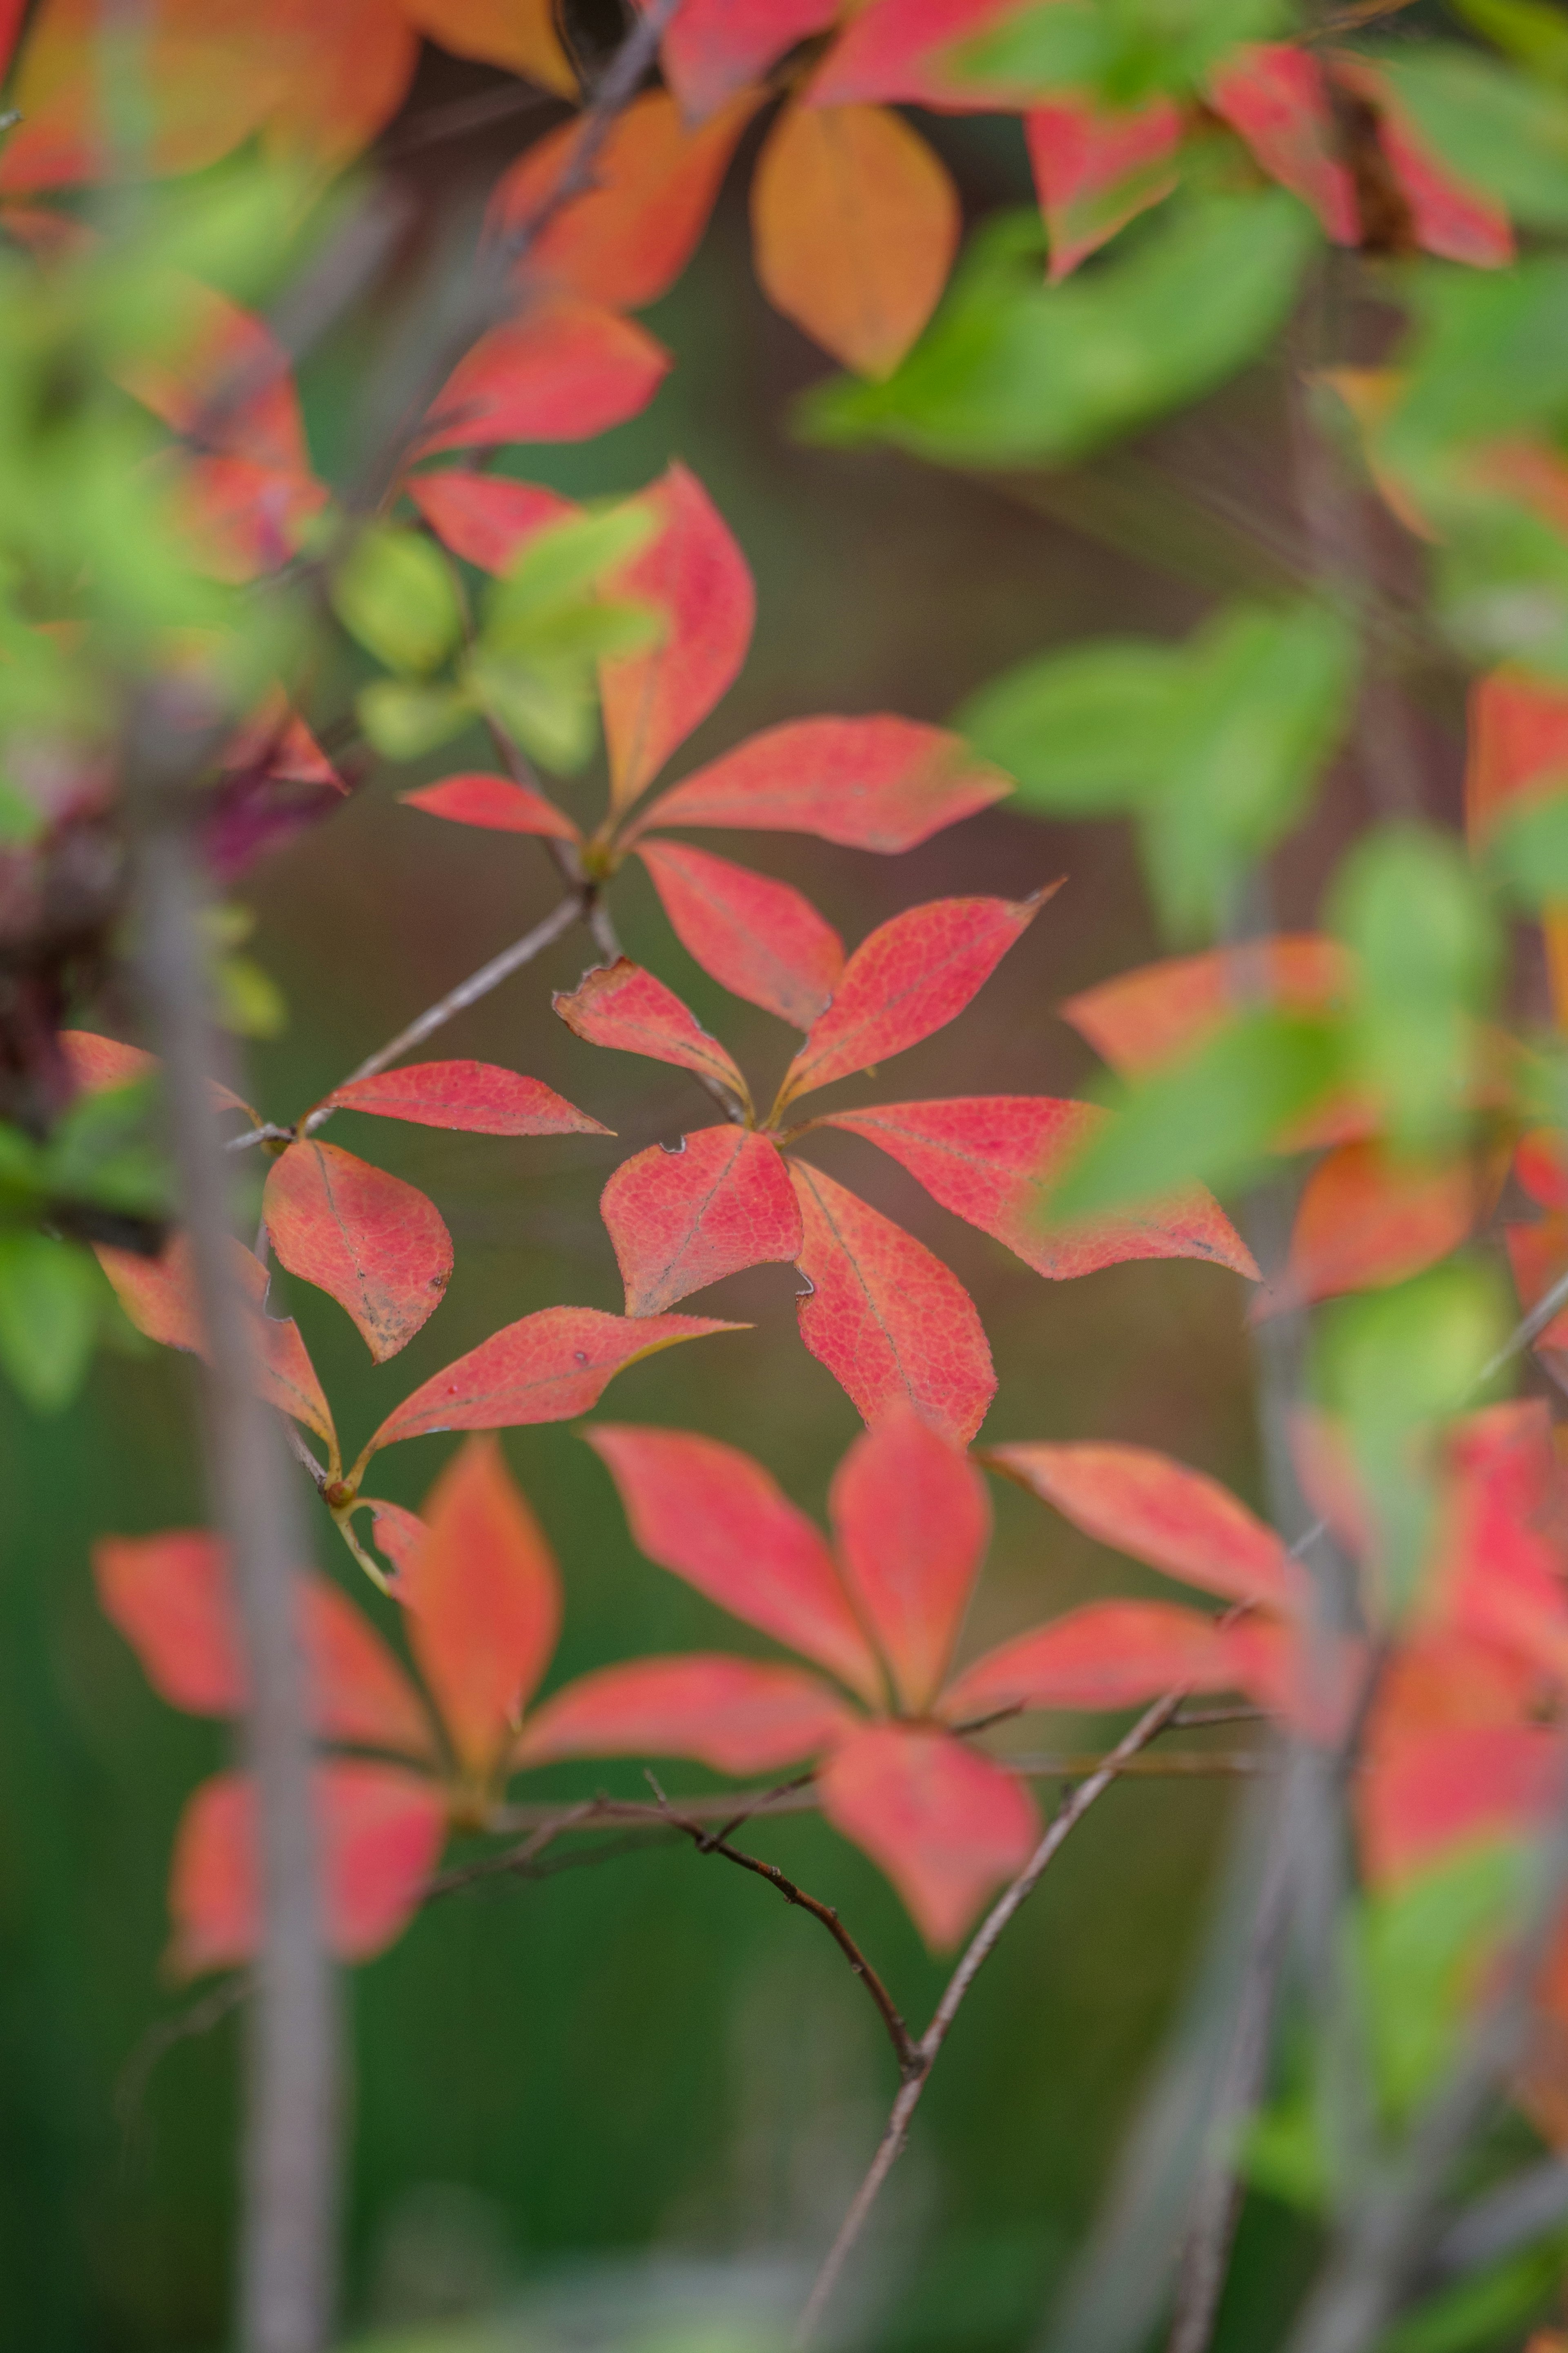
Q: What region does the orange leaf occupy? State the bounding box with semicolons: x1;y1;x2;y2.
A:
60;1030;160;1093
404;471;577;572
829;1404;989;1714
602;1125;803;1316
400;0;576;93
942;1599;1243;1720
637;840;845;1029
751;102;960;378
1266;1140;1482;1313
1466;667;1568;845
261;0;420;174
1025;96;1181;281
415;301;671;455
554;959;752;1114
818;1722;1038;1948
1061;935;1350;1077
517;1653;855;1773
263;1140;452;1363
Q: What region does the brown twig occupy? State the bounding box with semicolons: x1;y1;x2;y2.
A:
117;1971;253;2148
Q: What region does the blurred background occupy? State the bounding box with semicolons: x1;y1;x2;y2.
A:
0;41;1417;2353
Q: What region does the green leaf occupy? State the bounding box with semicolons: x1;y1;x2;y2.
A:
1373;2234;1568;2353
1382;258;1568;488
464;653;599;774
332;527;463;677
1362;1845;1524;2127
1376;46;1568;230
960;637;1181;813
45;1079;168;1217
950;0;1288;104
0;1122;47;1211
1451;0;1568;83
0;1232;102;1411
486;500;656;628
356;679;473;761
1481;783;1568;903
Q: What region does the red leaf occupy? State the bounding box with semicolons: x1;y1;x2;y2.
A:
95;1232;336;1447
751;102;960;378
208;696;347;881
636;714;1011;850
942;1599;1242;1720
61;1030;159;1092
1506;1216;1568;1353
366;1305;744;1454
1332;55;1513;268
817;1722;1038;1947
637;839;844;1028
820;1097;1260;1281
1466;668;1568;843
778;893;1045;1111
490;90;755;310
660;0;840;118
516;1652;855;1772
399;772;581;841
1361;1723;1561;1885
399;1435;559;1779
415;300;671;454
356;1499;430;1587
405;471;578;573
790;1160;996;1444
167;1762;446;1976
120;278;312;478
602;1125;803;1316
262;0;421;174
985;1441;1300;1613
553;959;752;1113
323;1060;608;1137
1265;1140;1482;1313
401;0;577;93
600;462;755;809
300;1581;437;1760
829;1404;990;1714
1206;45;1359;243
1026;96;1182;281
161;451;329;583
807;0;1017;111
1061;936;1351;1075
263;1140;452;1363
585;1423;884;1701
1518;1131;1568;1214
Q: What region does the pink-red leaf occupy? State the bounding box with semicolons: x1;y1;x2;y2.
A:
807;0;1016;111
60;1026;250;1116
661;0;839;117
366;1305;743;1454
821;1097;1260;1281
818;1722;1038;1948
1026;96;1182;281
399;1435;559;1778
586;1422;883;1700
554;959;752;1113
415;299;671;455
942;1599;1242;1720
1361;1723;1560;1885
399;772;579;840
1517;1131;1568;1215
600;462;755;808
1264;1140;1482;1314
405;471;578;573
263;1140;452;1363
1062;936;1351;1075
637;839;844;1028
602;1125;803;1316
829;1404;990;1714
1206;45;1359;243
637;714;1011;850
986;1441;1300;1613
778;893;1046;1110
167;1762;446;1976
322;1059;607;1137
790;1160;997;1444
516;1652;855;1772
1332;55;1513;268
356;1499;430;1588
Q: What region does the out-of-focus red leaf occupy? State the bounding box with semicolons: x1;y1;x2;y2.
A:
637;714;1011;850
366;1306;744;1454
399;772;581;841
262;0;421;172
1025;95;1181;281
516;1653;855;1771
400;0;577;93
600;462;755;809
162;452;329;584
61;1030;159;1093
415;301;671;455
263;1140;452;1363
356;1499;429;1588
751;102;960;378
1518;1132;1568;1214
1506;1216;1568;1353
778;893;1046;1111
1264;1140;1481;1314
1290;1410;1374;1563
942;1599;1241;1720
1332;54;1513;268
1207;45;1359;243
637;839;844;1028
586;1422;884;1700
1361;1723;1560;1884
987;1440;1299;1612
167;1762;446;1976
490;90;755;310
790;1160;997;1444
0;0;27;79
829;1404;990;1713
122;279;311;477
323;1059;607;1138
207;697;347;881
806;0;1017;111
602;1125;803;1316
300;1581;437;1760
818;1722;1038;1947
1224;1618;1359;1744
405;471;578;573
1061;936;1351;1075
1466;668;1568;842
820;1097;1261;1281
399;1435;559;1779
659;0;839;118
553;959;752;1111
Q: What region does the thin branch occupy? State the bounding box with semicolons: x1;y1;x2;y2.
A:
117;1971;252;2147
1428;2157;1568;2284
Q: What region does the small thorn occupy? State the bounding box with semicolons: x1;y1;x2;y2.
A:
795;1274;815;1298
659;1135;687;1155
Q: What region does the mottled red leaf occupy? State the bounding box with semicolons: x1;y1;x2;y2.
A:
600;462;755;809
778;893;1045;1111
636;714;1011;850
1025;95;1182;281
323;1059;607;1137
806;0;1016;111
790;1160;997;1444
637;839;844;1028
366;1306;743;1454
516;1653;855;1772
405;471;578;573
399;772;581;841
1061;936;1351;1075
829;1405;989;1714
659;0;840;118
586;1422;883;1700
399;1435;559;1779
167;1762;446;1976
554;960;752;1113
1265;1140;1481;1313
1207;45;1359;243
401;0;577;92
602;1125;803;1316
263;1140;452;1363
1332;55;1513;268
942;1599;1242;1720
818;1722;1038;1948
751;102;960;378
491;90;755;310
820;1097;1260;1281
415;300;671;455
987;1441;1300;1613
